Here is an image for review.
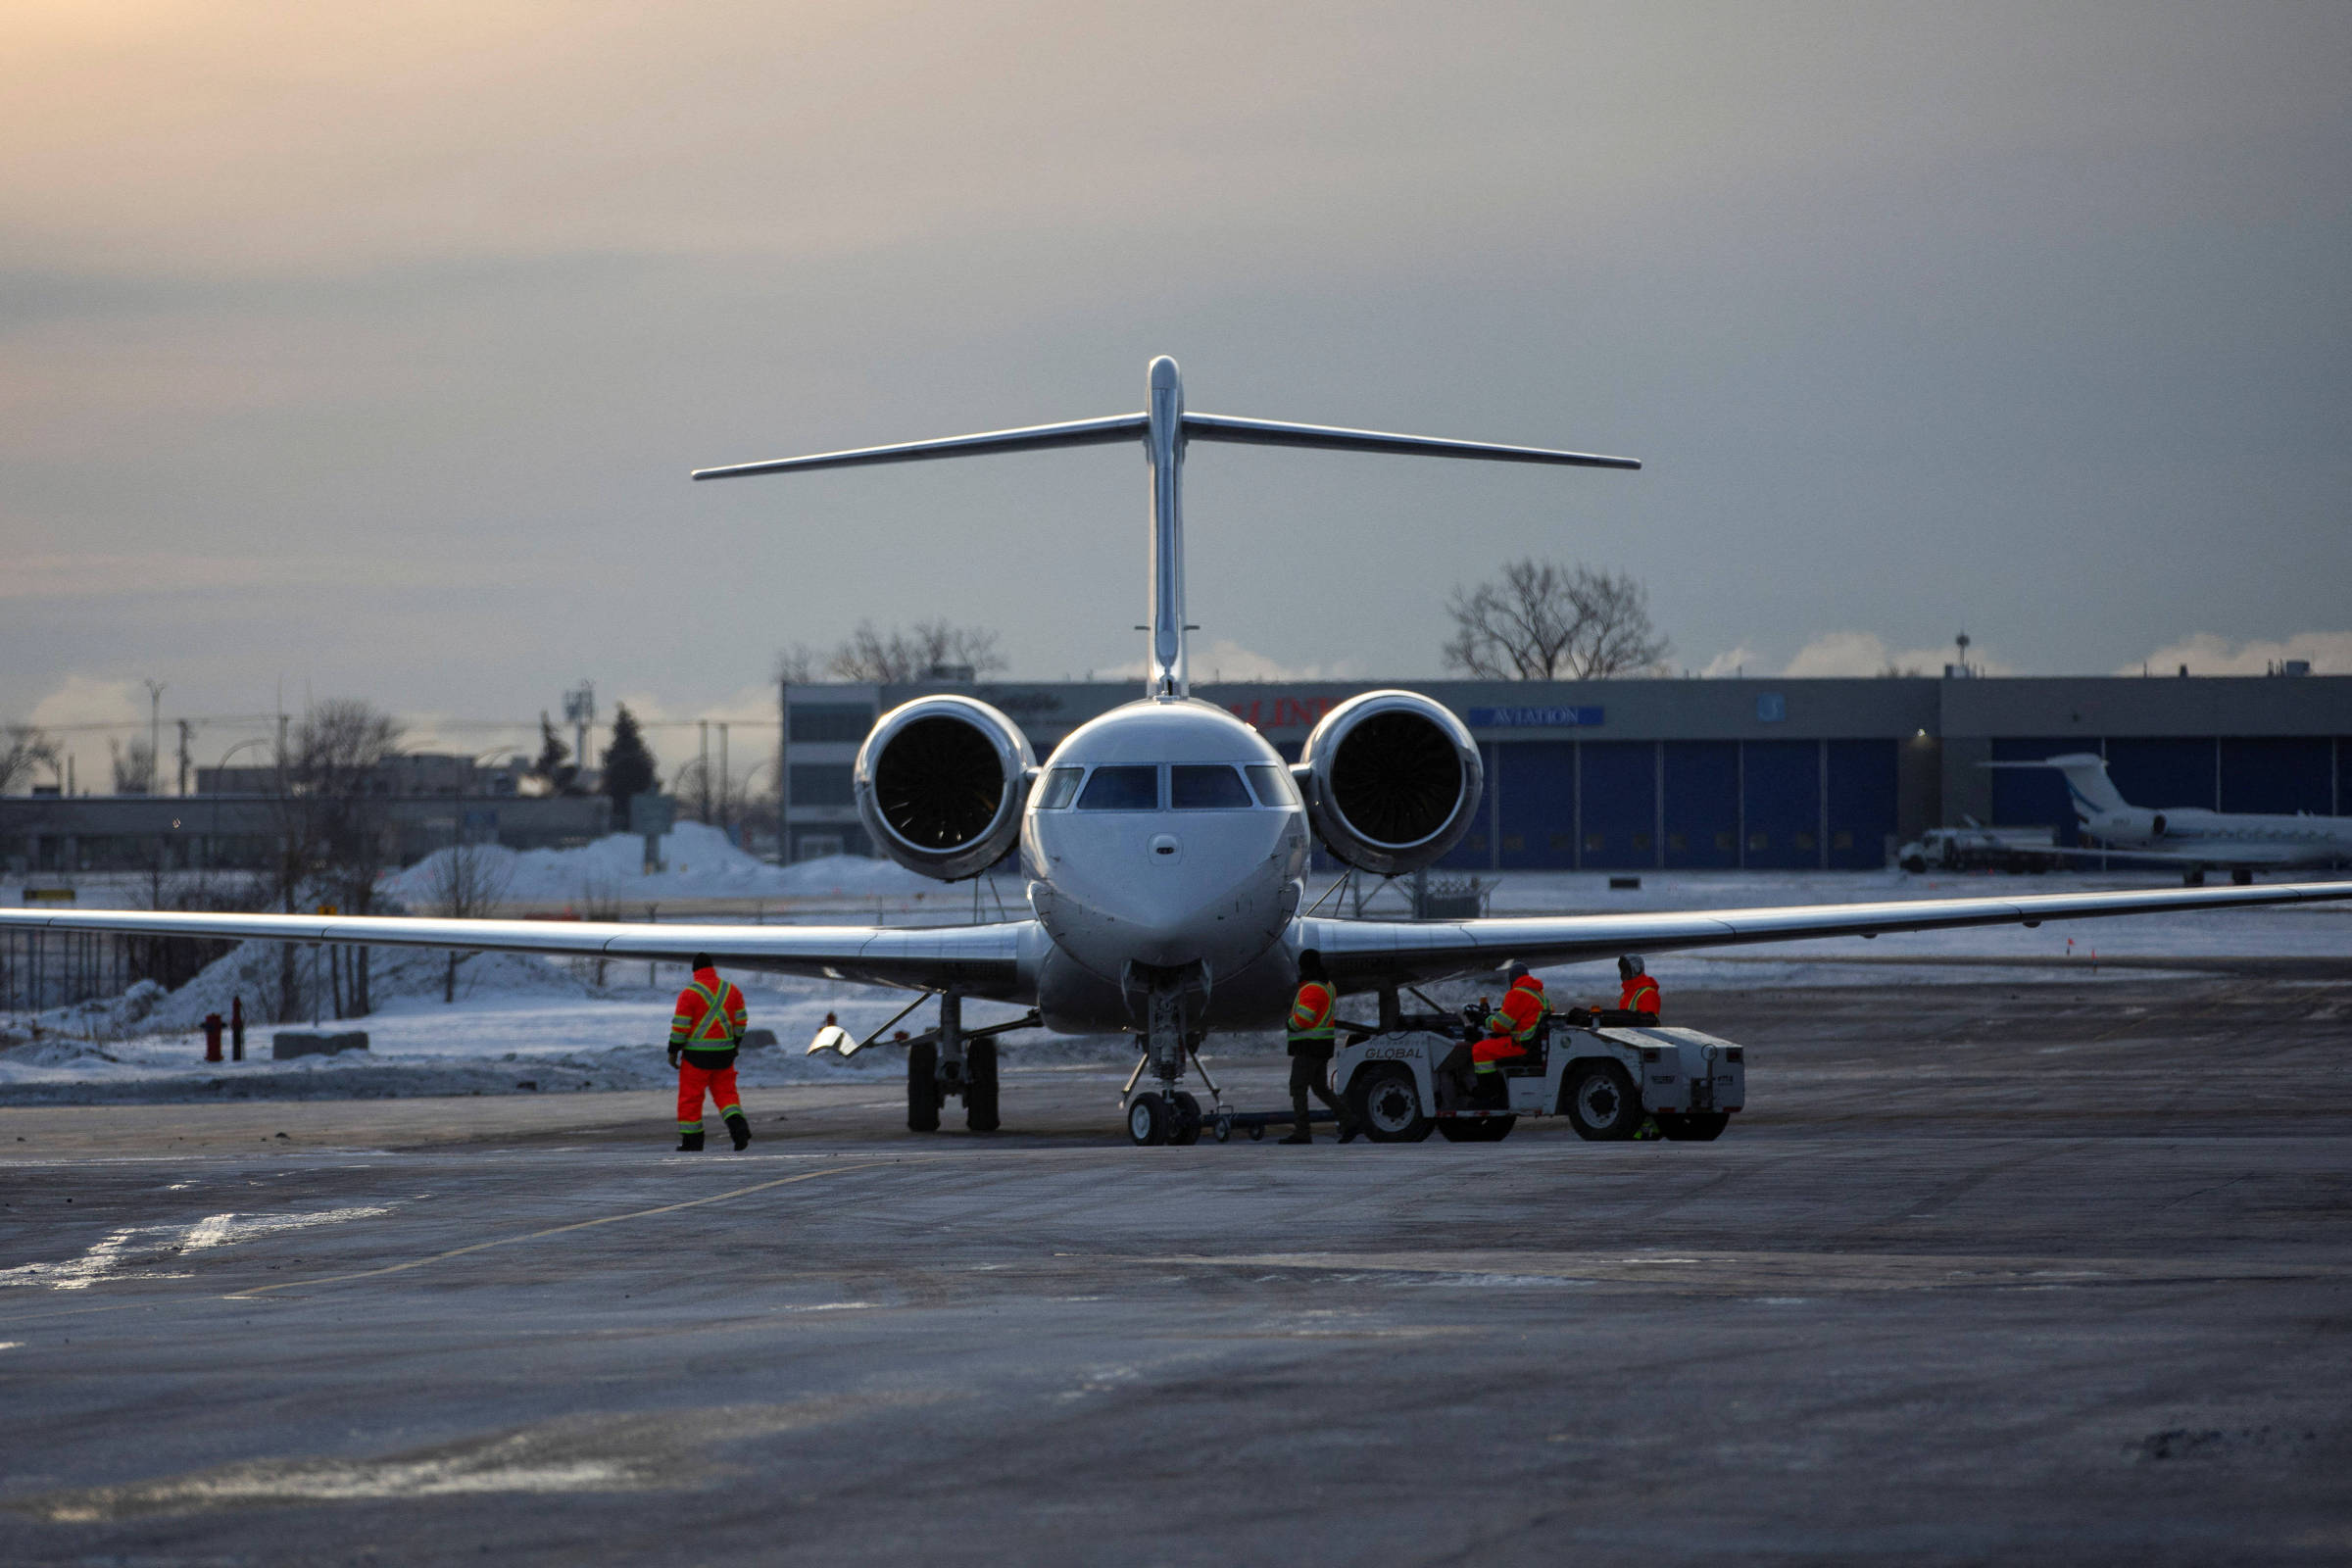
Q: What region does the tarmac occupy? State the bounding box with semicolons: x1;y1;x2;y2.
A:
2;975;2348;1564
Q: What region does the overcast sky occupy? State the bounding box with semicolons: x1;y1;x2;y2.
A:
6;1;2348;765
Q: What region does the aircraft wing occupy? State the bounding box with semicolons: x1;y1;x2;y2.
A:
0;907;1032;996
1300;879;2352;988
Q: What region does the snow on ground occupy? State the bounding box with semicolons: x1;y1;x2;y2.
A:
3;866;2342;1103
380;827;948;907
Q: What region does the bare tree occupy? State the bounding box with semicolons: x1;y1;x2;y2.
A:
421;838;514;1003
0;726;58;794
1442;559;1670;680
110;737;157;795
827;618;1008;682
774;643;821;685
265;700;404;1019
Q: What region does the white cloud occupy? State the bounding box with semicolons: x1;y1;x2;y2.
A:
1778;632;2007;678
2123;631;2352;676
1697;646;1762;679
27;674;146;730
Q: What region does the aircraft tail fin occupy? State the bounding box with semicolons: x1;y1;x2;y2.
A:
693;358;1641;699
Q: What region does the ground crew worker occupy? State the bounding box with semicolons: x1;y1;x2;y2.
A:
1283;950;1357;1144
668;953;751;1152
1470;962;1546;1106
1614;955;1660;1021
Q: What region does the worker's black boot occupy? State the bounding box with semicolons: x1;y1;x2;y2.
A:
675;1131;705;1152
1280;1093;1313;1144
726;1113;752;1152
1337;1108;1361;1145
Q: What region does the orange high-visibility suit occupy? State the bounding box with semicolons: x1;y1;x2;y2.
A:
1472;975;1546;1075
1619;972;1661;1018
669;966;749;1140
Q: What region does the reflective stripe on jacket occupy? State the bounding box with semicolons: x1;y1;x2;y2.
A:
1485;977;1545;1044
1619;975;1660;1016
670;972;748;1054
1287;981;1336;1043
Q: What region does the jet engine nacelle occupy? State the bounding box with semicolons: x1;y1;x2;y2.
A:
855;695;1036;881
1298;690;1484;876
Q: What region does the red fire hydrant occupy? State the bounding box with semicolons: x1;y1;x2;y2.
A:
203;1013;224;1063
230;996;245;1061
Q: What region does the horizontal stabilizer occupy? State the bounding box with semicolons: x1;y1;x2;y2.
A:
1181;413;1641;469
693;415;1148;480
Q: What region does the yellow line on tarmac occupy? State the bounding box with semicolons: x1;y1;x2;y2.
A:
223;1162;886;1299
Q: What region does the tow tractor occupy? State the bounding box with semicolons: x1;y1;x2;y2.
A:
1318;1002;1745;1144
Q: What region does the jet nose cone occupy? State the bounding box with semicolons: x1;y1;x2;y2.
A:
1150;356;1181;391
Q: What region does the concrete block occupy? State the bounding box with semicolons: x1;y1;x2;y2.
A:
272;1032;370;1060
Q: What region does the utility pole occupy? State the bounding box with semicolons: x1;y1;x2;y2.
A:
564;682;595;781
143;680;166;795
698;719;711;824
176;719;192;798
718;722;730;835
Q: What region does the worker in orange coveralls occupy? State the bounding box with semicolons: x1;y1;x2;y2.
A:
1470;962;1546;1107
668;953;751;1152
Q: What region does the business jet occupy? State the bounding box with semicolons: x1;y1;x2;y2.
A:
8;359;2348;1144
1998;753;2352;885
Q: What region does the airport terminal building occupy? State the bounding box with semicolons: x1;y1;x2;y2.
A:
781;673;2352;870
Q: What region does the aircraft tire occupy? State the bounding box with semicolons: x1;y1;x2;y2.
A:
964;1040;1000;1132
1655;1111;1730;1142
1169;1091;1202;1146
1562;1061;1643;1142
1127;1092;1169;1146
1349;1065;1431;1144
906;1041;941;1133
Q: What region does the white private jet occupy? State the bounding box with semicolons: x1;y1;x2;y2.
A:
1997;753;2352;885
8;358;2349;1144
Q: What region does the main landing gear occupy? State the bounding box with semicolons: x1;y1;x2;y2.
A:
903;991;1037;1134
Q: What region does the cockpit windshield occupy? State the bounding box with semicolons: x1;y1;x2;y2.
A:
1075;765;1159;810
1170;764;1252;809
1245;763;1299;807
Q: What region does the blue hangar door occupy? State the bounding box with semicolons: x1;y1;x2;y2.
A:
1663;742;1739;868
2218;737;2332;814
1579;742;1657;869
1741;740;1819;869
1437;742;1502;870
2105;737;2218;812
1826;740;1896;868
1495;741;1577;868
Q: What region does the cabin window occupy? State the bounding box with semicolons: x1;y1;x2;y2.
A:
1171;765;1252;809
1246;763;1299;807
1034;767;1084;809
1076;765;1159;810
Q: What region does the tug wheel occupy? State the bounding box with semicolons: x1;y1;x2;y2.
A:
1562;1061;1643;1142
1350;1066;1432;1144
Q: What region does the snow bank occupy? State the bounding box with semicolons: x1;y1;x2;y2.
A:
379;825;947;908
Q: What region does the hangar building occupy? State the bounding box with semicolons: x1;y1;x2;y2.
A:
780;673;2352;871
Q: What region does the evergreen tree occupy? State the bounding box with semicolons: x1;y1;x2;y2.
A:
533;711;575;792
602;704;658;806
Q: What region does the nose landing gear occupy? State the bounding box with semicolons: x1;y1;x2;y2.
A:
1122;970;1219;1146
